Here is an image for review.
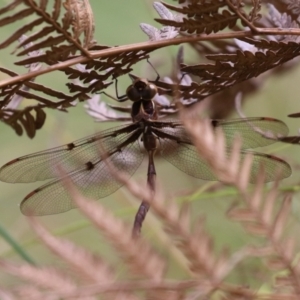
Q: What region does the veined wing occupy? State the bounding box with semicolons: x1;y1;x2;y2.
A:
151;125;291;182
0;123;141;183
0;123;144;215
151;117;288;149
211;117;288;148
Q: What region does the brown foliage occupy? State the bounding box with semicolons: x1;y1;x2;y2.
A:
1;1;300;299
1;0;300;136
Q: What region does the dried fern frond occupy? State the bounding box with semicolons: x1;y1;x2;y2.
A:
149;194;251;285
64;0;96;49
178;108;299;294
140;2;181;41
60;173;166;281
30;219;139;300
0;259;77;294
229;189;300;293
155;0;240;34
2;0;300;136
0;287;17;300
0;0;94;57
180;37;300;103
0;104;46;138
29;217;116;284
84;93;130;122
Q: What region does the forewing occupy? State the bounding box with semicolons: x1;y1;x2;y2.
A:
20;129;144;215
0;123;140;183
152;117;288;149
212;117;289;149
152;124;291;182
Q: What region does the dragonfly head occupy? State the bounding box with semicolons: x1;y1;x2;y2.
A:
126;76;157;102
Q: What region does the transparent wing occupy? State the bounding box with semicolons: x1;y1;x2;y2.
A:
159;138;216;180
152;117;289;149
151;120;291;182
20;139;144;215
0;123;141;183
0;123;144;215
211;117;289;149
157;138;291;182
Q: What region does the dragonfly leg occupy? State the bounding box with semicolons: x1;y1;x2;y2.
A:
115;77;128;102
146;58;160;82
132;149;156;238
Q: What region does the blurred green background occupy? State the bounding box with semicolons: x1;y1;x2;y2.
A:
0;0;300;288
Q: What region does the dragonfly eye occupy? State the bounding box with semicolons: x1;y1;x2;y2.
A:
143;83;157;100
126;80;157;102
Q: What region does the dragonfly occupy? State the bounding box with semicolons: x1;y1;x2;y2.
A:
0;76;292;236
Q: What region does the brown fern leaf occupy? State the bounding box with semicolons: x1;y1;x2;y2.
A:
64;50;152;94
147;194;253;298
12;286;50;300
63;0;96;49
0;106;46;138
155;0;239;34
146;290;185;300
180;38;300;102
29;217;116;284
177;104;300;295
0;286;17;300
14;46;152;95
14;44;106;67
0;47;153;136
229;181;282;236
186;36;299;118
29;217;138;300
157;10;238;34
13;285;96;300
248;0;262;23
0;260;79;297
148;190;237;281
62;175;166;281
0;64;89;137
0;0;93;57
229;186;300;292
0;67;89;106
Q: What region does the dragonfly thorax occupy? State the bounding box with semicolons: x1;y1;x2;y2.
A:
131;100;158;122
